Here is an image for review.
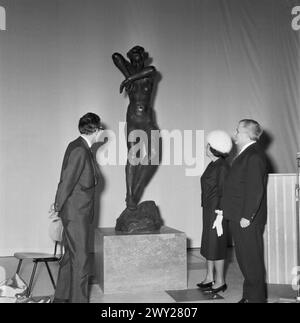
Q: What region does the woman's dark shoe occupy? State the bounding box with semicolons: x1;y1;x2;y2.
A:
196;281;215;290
209;283;227;294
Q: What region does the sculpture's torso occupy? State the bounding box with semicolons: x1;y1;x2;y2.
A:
126;77;154;129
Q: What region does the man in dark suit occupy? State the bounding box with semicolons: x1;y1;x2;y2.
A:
50;113;103;303
221;119;268;303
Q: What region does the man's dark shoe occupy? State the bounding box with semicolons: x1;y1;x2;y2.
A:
52;298;69;303
238;298;249;303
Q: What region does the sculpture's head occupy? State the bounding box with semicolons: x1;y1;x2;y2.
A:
127;46;149;64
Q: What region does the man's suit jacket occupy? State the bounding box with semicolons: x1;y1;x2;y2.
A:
55;137;98;222
222;143;268;225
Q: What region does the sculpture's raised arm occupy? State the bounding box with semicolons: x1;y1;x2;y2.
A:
112;52;131;78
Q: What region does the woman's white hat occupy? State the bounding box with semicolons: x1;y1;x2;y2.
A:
207;130;233;154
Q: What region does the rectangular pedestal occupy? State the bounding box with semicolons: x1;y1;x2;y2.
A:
94;226;187;294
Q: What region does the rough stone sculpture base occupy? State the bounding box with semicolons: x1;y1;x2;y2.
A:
94;226;187;294
115;200;163;233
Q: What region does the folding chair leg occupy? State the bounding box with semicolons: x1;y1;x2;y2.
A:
27;262;38;298
45;261;56;290
16;259;23;274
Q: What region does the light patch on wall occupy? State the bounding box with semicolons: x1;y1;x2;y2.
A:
291;6;300;31
0;265;5;283
0;6;6;31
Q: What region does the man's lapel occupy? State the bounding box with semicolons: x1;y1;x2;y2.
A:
232;143;256;165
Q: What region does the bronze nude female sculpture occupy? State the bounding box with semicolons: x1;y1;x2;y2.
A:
112;46;162;233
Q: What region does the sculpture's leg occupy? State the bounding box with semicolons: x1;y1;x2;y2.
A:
132;126;159;203
133;164;157;204
125;161;138;209
125;129;139;210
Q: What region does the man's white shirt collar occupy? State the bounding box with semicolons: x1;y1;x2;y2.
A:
238;141;256;156
81;135;92;148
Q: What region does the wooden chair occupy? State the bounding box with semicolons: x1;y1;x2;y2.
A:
13;219;63;298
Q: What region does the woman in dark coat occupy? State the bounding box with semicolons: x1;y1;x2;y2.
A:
197;130;232;294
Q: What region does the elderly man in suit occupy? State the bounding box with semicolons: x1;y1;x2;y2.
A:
50;112;103;303
214;119;268;303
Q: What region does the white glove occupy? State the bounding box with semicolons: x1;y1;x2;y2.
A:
212;210;224;237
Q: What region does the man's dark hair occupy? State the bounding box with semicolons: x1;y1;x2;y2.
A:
210;146;228;159
78;113;101;135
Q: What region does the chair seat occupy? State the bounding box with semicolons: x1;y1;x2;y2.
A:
14;252;61;260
